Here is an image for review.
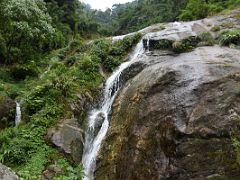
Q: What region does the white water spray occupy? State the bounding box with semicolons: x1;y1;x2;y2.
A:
146;37;150;52
15;101;21;126
82;39;145;180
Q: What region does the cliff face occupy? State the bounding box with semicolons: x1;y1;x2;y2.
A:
95;10;240;179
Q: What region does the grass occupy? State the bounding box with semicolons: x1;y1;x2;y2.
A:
219;29;240;46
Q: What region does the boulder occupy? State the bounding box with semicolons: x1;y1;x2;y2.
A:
47;118;84;163
0;163;19;180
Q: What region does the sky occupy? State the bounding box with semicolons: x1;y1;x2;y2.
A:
80;0;134;10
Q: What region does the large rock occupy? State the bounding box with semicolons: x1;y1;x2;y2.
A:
0;96;16;129
0;163;19;180
142;9;240;50
47;118;84;163
95;45;240;179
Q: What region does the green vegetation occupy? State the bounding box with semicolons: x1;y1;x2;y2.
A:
232;138;240;165
90;34;141;72
178;0;208;21
172;36;201;53
178;0;240;21
0;0;239;179
0;0;57;64
211;25;221;32
93;0;240;35
94;0;187;35
198;32;215;46
153;32;215;53
219;29;240;46
0;31;141;178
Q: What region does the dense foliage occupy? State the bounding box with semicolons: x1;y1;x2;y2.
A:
44;0;100;38
0;0;57;64
94;0;187;35
178;0;240;21
219;29;240;46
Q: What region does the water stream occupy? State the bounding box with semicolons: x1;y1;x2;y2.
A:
15;101;21;126
82;39;145;179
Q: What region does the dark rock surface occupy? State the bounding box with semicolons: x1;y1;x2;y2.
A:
95;45;240;179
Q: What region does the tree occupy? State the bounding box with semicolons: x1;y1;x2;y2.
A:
0;0;56;64
177;0;208;21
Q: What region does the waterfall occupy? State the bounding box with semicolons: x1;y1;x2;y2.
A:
82;39;145;180
146;36;150;52
15;102;21;126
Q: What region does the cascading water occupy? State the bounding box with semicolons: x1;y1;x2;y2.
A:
15;101;21;126
82;39;145;180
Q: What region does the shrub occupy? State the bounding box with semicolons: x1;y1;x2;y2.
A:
211;25;221;32
177;10;194;21
104;56;121;72
219;30;240;46
177;0;208;21
90;39;111;61
198;32;215;46
154;39;173;50
172;36;201;53
207;3;224;16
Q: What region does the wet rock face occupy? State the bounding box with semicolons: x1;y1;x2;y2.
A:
0;163;19;180
95;45;240;179
0;96;16;129
142;9;240;51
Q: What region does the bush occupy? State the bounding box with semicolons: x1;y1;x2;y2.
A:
172;36;200;53
207;3;224;16
104;56;121;72
219;30;240;46
211;25;221;32
90;40;111;61
177;0;208;21
154;39;173;50
198;32;215;46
